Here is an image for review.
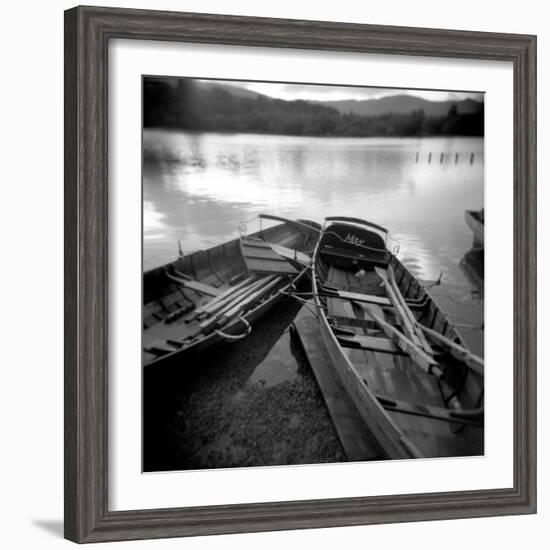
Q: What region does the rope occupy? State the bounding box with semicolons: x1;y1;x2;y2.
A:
279;285;323;321
237;215;259;236
214;316;252;341
388;235;401;256
289;294;323;320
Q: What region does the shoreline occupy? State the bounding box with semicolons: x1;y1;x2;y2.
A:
143;299;346;472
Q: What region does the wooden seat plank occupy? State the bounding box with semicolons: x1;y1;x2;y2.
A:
337;334;403;355
270;244;310;266
329;315;379;331
241;239;310;265
241;237;298;275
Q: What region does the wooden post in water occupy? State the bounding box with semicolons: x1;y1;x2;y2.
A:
470;152;475;164
428;152;432;163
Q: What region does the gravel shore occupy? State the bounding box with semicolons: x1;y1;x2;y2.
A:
143;300;346;471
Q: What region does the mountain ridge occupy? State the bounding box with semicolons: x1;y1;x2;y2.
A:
318;94;483;117
144;77;484;137
198;81;483;117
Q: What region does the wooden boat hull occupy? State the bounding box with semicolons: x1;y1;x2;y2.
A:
312;218;484;460
465;209;484;247
143;218;320;367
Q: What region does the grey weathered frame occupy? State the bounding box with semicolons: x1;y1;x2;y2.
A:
64;5;537;543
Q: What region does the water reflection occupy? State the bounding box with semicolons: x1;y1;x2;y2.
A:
143;130;484;354
247;331;299;388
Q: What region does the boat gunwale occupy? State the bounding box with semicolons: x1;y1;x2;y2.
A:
143;219;320;300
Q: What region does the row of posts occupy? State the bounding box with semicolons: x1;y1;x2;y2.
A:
415;152;478;164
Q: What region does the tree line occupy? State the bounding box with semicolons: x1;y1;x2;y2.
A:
144;79;484;137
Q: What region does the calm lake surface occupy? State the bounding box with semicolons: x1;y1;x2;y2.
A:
143;129;484;355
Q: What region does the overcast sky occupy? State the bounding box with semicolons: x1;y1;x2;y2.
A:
202;79;483;103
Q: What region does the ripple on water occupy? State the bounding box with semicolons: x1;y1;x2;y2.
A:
247;331;300;388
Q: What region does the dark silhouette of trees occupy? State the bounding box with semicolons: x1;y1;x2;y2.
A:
143;78;484;137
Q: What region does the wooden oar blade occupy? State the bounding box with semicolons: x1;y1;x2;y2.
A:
361;303;445;380
420;325;484;376
374;267;425;349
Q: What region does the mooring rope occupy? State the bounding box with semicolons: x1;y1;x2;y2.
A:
237;215;260;236
214;316;252;341
282;291;323;321
388;235;401;255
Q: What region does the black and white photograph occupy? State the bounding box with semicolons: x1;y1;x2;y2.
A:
142;76;485;471
1;0;542;545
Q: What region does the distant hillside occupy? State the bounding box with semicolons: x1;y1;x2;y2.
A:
319;94;483;117
194;80;266;100
144;78;484;137
200;84;483;118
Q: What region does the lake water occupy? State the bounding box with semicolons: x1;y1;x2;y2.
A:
143;129;484;355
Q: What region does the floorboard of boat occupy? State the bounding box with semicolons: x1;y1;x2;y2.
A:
325;264;456;457
327;264;386;296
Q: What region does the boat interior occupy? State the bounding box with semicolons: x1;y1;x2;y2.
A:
315;220;484;458
142;218;319;365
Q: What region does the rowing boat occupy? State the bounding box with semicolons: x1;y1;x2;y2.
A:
460;247;484;297
311;216;484;460
465;209;484;247
143;214;320;367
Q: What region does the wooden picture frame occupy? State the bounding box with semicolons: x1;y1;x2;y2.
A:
64;5;537;543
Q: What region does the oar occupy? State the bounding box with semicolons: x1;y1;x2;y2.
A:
195;275;256;314
386;266;434;355
374;267;424;350
318;285;429;310
419;325;484;376
213;276;283;330
185;275;258;322
362;303;445;380
175;277;276;343
199;276;275;332
376;394;483;427
195;276;264;321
